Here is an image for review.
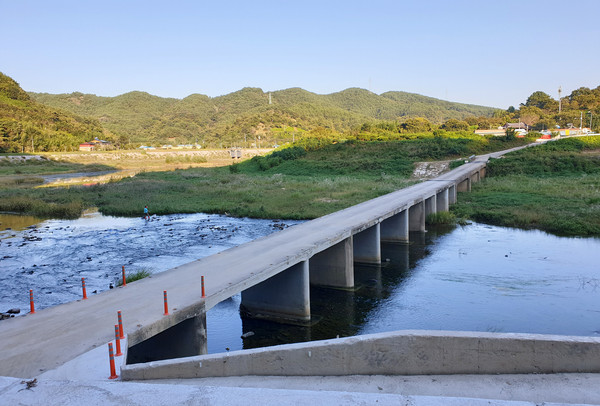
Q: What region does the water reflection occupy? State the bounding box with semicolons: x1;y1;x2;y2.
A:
206;224;600;354
0;214;43;232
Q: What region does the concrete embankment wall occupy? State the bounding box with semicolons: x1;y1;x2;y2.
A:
121;330;600;380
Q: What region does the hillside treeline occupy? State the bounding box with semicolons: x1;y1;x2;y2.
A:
29;86;497;148
461;87;600;132
0;73;111;153
2;70;599;152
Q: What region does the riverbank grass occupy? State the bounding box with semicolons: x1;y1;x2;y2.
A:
451;136;600;236
0;136;532;220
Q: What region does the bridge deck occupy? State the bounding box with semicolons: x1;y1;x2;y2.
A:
0;152;505;378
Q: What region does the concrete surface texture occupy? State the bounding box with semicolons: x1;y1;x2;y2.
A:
1;374;600;406
12;334;597;405
121;330;600;380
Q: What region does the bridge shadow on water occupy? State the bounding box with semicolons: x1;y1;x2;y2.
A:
236;228;453;352
128;227;454;363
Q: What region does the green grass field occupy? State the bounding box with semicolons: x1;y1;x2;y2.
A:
7;134;597;238
1;137;510;219
451;136;600;236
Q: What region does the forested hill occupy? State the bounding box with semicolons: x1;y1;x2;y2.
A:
30;87;497;145
0;73;107;152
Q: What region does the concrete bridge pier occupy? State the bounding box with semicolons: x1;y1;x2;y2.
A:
424;195;437;218
380;209;409;242
409;200;425;232
126;305;207;364
436;188;449;212
310;237;354;289
241;261;310;323
353;224;381;264
448;184;457;205
457;177;471;192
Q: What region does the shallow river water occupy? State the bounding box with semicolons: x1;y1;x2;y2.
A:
0;212;301;312
1;213;599;355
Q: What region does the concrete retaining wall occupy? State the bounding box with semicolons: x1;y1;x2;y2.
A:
120;330;600;380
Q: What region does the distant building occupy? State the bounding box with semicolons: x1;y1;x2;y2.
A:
503;122;529;130
553;128;590;136
80;137;112;151
79;142;95;151
474;129;506;136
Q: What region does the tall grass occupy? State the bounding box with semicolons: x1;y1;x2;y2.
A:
0;196;84;219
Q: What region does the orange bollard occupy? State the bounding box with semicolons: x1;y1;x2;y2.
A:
81;277;87;300
114;325;123;356
121;266;127;286
163;290;169;315
29;289;35;314
201;275;206;298
117;310;124;339
107;343;118;379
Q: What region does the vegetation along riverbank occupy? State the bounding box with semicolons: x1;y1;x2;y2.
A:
451;135;600;236
0;133;529;220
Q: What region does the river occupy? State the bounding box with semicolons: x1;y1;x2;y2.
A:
1;213;599;355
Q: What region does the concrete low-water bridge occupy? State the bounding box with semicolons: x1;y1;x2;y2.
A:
0;148;517;378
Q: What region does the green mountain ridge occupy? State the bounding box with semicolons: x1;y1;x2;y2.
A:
30;86;498;146
0;73;107;152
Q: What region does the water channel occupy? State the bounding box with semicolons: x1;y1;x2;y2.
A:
1;213;599;355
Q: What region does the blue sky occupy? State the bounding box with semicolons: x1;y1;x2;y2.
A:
1;0;599;109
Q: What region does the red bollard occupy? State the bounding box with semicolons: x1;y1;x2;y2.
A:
29;289;35;314
201;275;206;298
121;266;127;286
114;325;123;356
107;343;118;379
163;290;169;315
81;277;87;300
117;310;124;339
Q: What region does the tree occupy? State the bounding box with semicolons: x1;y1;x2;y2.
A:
441;119;469;131
525;91;557;110
532;118;556;131
569;87;599;110
400;117;432;133
518;106;543;128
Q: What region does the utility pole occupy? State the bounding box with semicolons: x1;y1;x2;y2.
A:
268;93;272;105
580;111;583;129
558;86;562;113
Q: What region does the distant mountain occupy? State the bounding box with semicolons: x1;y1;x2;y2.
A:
0;72;106;152
30;86;497;146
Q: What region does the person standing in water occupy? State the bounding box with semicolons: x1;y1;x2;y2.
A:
144;205;149;220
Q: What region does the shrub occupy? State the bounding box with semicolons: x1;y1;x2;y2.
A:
426;211;457;225
449;159;466;169
117;269;152;286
